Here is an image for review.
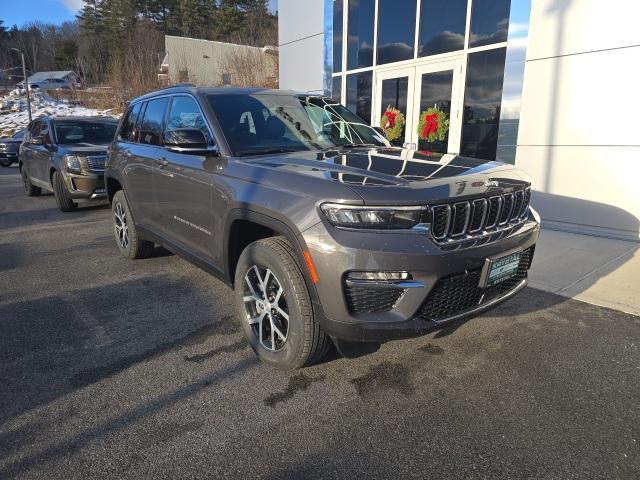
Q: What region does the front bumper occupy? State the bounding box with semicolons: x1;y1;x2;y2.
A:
0;152;18;160
62;170;107;200
302;217;540;343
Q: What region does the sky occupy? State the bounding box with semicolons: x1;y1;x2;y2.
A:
0;0;278;28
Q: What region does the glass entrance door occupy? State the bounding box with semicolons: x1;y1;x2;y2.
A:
374;58;462;153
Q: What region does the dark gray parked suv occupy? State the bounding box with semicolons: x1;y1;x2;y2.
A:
105;85;540;369
19;116;118;211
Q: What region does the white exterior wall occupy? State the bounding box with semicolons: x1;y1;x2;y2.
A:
278;0;325;93
517;0;640;241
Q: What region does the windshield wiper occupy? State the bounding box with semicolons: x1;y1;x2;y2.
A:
331;143;378;149
235;147;306;156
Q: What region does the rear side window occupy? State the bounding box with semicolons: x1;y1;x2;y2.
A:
166;96;212;143
139;97;168;146
119;102;142;141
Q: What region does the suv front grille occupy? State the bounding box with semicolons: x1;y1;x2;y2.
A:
415;247;533;322
430;187;531;244
85;155;106;171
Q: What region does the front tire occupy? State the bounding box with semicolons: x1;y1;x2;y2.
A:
52;170;76;212
234;236;330;369
112;190;154;259
20;166;41;196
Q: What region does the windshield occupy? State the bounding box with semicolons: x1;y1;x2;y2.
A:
53;120;117;145
13;130;25;140
207;94;388;156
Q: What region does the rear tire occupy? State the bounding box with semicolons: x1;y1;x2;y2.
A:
20;166;41;196
52;170;76;212
112;190;154;259
234;236;330;369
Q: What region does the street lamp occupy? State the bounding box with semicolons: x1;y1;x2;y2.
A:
11;48;32;123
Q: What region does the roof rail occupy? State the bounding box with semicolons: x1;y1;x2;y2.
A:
152;83;196;92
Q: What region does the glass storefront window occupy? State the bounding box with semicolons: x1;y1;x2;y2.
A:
332;76;343;103
418;0;466;57
460;48;507;160
469;0;511;48
333;0;343;72
347;0;375;70
418;70;453;153
377;0;416;65
346;71;373;124
380;76;409;146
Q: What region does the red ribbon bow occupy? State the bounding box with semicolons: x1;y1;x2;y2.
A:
422;113;438;139
383;110;397;130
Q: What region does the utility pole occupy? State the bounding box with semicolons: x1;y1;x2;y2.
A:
11;48;32;123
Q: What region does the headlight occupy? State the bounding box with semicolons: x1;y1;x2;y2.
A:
320;203;425;229
63;155;81;174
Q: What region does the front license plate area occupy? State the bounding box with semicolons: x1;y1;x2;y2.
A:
480;251;522;288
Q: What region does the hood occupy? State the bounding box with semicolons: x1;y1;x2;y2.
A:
243;147;532;205
61;143;109;155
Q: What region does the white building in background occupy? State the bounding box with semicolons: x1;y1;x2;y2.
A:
278;0;640;241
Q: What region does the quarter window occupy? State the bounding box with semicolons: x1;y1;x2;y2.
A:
139;97;169;146
166;96;211;143
119;102;142;141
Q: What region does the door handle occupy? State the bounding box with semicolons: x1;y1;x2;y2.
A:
156;158;169;168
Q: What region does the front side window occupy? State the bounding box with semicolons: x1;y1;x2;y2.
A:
207;94;385;156
377;0;416;65
139;97;169;146
346;0;375;70
166;96;211;143
53;120;117;145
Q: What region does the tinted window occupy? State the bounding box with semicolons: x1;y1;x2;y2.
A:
470;0;511;48
119;102;142;141
207;94;385;156
54;120;117;145
380;76;409;146
166;96;211;143
13;130;25;139
333;0;343;71
418;70;453;153
346;71;372;124
419;0;466;56
460;48;506;160
377;0;416;65
332;76;342;103
347;0;374;70
139;97;168;146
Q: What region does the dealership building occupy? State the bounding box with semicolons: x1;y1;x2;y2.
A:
278;0;640;241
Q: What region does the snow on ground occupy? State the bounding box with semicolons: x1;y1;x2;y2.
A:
0;89;118;136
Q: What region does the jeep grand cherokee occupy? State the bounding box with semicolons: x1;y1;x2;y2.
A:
105;86;540;369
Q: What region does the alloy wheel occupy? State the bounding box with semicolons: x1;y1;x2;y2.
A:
114;202;129;249
242;265;289;351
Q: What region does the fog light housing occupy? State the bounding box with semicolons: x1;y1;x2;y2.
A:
347;271;411;281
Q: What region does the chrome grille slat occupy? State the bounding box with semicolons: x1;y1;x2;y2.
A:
429;187;531;245
85;155;106;171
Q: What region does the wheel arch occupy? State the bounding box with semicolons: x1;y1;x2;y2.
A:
105;175;123;204
224;209;320;303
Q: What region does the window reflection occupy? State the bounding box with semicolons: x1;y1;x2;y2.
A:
377;0;416;65
332;76;342;104
470;0;511;47
347;0;375;69
380;76;409;146
418;70;453;153
346;71;373;124
460;48;507;161
333;0;343;71
419;0;466;56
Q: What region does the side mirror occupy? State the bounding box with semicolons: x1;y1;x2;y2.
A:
163;128;217;154
31;136;44;145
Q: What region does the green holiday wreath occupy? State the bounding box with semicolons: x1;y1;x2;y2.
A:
379;106;405;142
417;107;449;143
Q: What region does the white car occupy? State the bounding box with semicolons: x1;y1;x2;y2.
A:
17;78;78;91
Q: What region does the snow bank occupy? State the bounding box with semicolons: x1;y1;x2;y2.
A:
0;90;119;136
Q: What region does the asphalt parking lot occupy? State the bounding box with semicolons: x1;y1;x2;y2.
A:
1;166;639;479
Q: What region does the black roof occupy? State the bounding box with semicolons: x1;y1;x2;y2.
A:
132;85;319;103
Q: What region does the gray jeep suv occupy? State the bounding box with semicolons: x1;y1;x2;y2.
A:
105;85;540;369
